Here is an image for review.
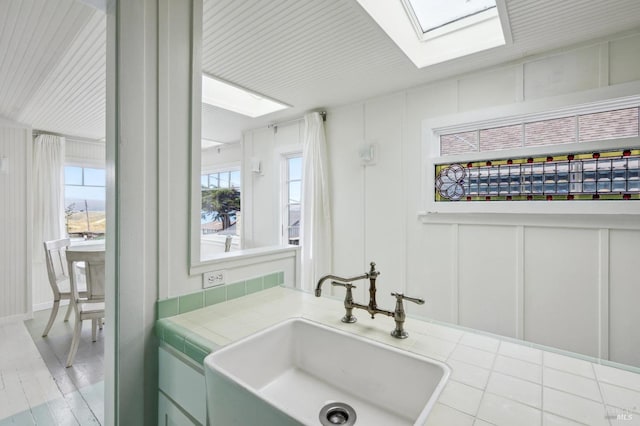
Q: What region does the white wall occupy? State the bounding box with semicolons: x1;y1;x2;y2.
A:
322;32;640;367
65;138;105;168
242;121;303;249
201;142;240;172
0;120;31;322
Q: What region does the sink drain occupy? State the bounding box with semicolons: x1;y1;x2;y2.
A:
319;402;357;426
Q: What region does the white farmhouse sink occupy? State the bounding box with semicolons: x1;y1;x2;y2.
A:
204;318;450;426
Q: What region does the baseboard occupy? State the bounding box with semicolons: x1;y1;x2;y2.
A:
0;312;32;325
33;300;70;312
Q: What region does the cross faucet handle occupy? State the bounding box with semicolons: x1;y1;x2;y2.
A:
391;292;425;305
390;292;425;339
331;281;356;289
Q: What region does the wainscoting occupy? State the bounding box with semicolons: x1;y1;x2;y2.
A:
416;214;640;368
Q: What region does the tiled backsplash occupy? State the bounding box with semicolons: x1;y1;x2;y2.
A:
156;271;284;320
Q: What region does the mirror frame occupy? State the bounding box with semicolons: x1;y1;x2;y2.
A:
188;1;302;275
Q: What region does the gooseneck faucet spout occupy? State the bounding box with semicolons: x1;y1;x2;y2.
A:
315;272;369;297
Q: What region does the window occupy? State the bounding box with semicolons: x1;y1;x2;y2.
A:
64;166;106;239
283;155;302;245
356;0;505;68
426;99;640;214
200;169;240;236
440;107;639;156
202;74;289;118
405;0;496;34
436;148;640;202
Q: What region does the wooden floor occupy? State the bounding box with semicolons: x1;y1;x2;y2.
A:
0;306;103;425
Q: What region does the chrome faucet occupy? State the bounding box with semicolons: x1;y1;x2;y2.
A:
315;262;425;339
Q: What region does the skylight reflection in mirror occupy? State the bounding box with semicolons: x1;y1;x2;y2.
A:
407;0;497;33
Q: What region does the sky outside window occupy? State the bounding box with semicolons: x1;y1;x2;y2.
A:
407;0;496;33
83;168;105;186
65;166;83;185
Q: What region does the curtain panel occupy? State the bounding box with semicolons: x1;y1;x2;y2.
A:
301;112;332;290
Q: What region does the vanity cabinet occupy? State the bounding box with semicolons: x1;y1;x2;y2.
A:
158;392;198;426
158;346;206;425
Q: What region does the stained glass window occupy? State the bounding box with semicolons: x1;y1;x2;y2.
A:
435;148;640;202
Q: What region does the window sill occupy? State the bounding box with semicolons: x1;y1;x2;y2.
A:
417;210;640;229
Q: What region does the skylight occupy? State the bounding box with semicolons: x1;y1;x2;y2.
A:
406;0;497;34
356;0;507;68
202;74;290;118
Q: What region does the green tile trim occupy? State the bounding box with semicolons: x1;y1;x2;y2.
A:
157;297;179;319
156;318;220;364
155;271;283;363
156;270;284;319
204;286;226;306
184;340;210;365
246;277;263;294
263;272;279;289
162;321;188;352
178;292;204;314
185;331;219;354
226;281;246;300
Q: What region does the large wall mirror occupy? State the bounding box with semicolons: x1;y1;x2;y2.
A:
190;0;302;269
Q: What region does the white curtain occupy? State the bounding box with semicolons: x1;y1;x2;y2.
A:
301;112;332;291
33;134;65;261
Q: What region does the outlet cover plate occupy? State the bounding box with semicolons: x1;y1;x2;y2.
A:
203;270;226;288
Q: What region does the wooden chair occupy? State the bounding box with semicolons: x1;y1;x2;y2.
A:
65;249;105;368
42;239;87;337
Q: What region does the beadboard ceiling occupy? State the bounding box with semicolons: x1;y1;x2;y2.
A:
2;0;640;141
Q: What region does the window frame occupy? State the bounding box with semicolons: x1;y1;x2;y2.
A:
402;0;498;40
280;152;303;246
421;91;640;216
199;163;242;246
63;165;107;237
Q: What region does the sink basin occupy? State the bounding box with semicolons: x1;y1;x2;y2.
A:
204;318;450;426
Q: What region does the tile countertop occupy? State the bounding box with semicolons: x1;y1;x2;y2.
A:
156;287;640;426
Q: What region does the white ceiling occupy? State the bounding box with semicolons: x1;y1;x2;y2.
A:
0;0;104;139
2;0;640;142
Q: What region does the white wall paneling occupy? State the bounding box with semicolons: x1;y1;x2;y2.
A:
524;227;601;357
404;223;457;323
65;138;106;168
608;229;640;367
201;143;240;173
458;225;518;338
174;26;640;366
523;44;603;100
362;93;406;300
457;66;520;112
515;226;524;339
325;104;367;299
0;122;31;321
609;33;640;86
316;29;640;367
598;229;610;360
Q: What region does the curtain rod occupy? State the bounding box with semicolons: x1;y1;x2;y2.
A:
33;129;104;144
267;111;326;132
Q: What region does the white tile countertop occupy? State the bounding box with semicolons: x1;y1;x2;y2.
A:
164;287;640;426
